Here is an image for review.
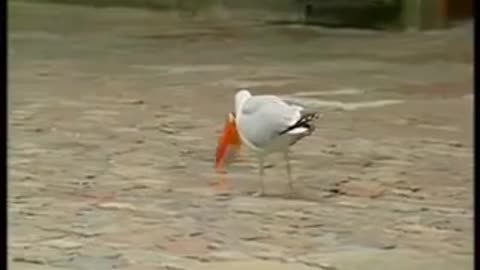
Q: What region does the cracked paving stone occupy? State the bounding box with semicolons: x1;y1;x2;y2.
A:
195;260;317;270
50;254;126;270
10;262;73;270
336;181;386;199
206;250;252;261
300;248;472;270
161;237;211;257
96;202;136;211
41;238;83;250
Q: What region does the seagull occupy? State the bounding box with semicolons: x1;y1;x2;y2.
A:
215;89;319;196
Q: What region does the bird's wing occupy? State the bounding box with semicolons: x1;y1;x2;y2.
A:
237;95;303;148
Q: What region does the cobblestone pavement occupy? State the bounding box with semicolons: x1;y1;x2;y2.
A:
9;2;473;269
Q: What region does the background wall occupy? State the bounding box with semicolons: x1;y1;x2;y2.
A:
11;0;473;29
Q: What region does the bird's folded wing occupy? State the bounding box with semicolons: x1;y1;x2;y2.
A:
238;95;302;148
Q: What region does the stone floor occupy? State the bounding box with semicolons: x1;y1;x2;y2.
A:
9;2;473;269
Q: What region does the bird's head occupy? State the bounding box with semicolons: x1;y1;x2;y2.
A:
215;112;241;170
234;89;251;115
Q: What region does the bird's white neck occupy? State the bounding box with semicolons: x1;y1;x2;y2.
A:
235;89;251;117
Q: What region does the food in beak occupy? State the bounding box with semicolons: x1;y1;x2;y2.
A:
215;112;241;170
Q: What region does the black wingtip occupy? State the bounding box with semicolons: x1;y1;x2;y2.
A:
279;112;319;135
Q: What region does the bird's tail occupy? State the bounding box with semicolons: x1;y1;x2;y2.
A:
279;110;320;135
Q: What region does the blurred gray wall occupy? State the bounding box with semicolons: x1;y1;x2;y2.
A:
24;0;303;20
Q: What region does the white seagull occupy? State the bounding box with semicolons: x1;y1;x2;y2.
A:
215;89;319;196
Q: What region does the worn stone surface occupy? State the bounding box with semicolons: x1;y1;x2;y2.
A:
196;260;317;270
298;248;473;270
9;2;472;270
